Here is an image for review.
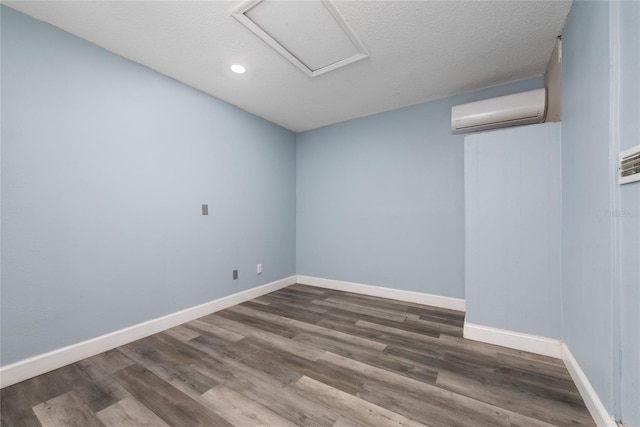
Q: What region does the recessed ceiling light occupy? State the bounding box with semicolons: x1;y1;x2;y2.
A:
230;64;246;74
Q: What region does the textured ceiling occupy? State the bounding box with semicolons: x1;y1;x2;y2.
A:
4;1;572;132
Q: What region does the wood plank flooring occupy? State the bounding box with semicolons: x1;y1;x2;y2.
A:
1;284;595;426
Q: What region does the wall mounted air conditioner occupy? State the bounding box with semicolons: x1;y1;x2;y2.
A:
451;89;547;134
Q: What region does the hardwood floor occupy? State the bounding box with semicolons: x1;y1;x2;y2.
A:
1;284;595;426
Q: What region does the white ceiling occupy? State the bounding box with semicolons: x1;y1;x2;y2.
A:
4;1;572;132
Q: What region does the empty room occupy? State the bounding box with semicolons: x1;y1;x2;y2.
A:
1;0;639;426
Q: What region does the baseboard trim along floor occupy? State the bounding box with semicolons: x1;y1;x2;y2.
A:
1;274;615;427
296;275;466;312
463;322;563;359
562;343;617;427
0;275;297;389
2;284;596;426
462;322;615;426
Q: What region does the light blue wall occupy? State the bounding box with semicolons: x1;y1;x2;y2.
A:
0;6;296;365
296;78;543;298
562;2;640;423
618;1;640;424
464;123;562;339
561;0;616;417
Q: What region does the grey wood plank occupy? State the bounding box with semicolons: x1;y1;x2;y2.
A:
184;318;245;342
32;391;104;427
293;332;439;385
239;345;362;394
199;384;299;427
354;319;445;344
307;291;410;312
461;349;577;386
113;364;233;427
438;334;566;367
332;417;367;427
292;375;427;427
403;315;463;337
355;319;440;345
117;336;218;398
442;352;584;403
229;304;387;351
266;289;323;305
507;415;558;427
281;316;388;351
326;306;440;337
163;325;200;342
319;352;523;427
81;350;136;375
316;287;463;318
313;299;409;322
435;370;595;426
95;396;170;427
324;296;412;318
382;343;584;409
358;380;508;427
494;347;568;369
214;309;299;338
151;333;211;363
410;312;465;328
382;344;484;375
57;359;130;413
166;376;215;401
3;369;70;408
195;355;340;427
354;322;566;384
285;284;328;295
316;318;384;340
405;304;466;318
318;318;446;358
185;334;262;362
116;344;199;392
230;347;305;386
404;304;465;319
253;295;331;314
204;313;324;361
241;300;327;324
0;385;43;427
247;295;272;305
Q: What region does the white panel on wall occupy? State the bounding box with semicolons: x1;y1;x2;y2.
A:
464;122;562;339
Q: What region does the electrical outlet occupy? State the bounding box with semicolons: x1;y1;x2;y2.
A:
202;204;208;215
257;264;262;274
233;270;238;280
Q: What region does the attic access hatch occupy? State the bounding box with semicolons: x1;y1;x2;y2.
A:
232;0;368;77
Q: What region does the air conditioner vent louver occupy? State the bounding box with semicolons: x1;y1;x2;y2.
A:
619;145;640;184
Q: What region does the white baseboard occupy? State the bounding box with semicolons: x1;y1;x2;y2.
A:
296;275;465;312
449;323;616;426
562;344;616;427
463;322;562;359
0;275;297;389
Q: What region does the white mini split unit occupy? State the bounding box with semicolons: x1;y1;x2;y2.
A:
451;89;547;134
